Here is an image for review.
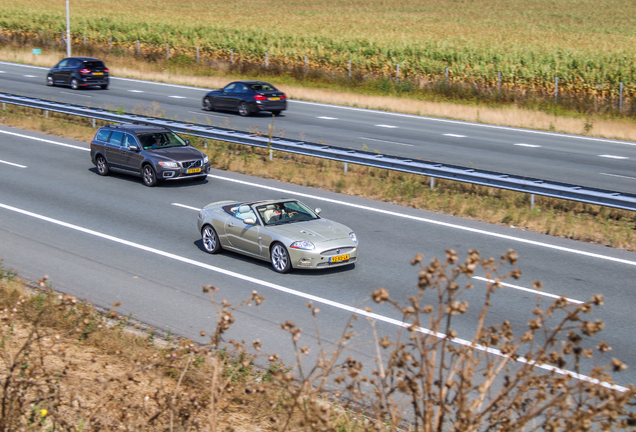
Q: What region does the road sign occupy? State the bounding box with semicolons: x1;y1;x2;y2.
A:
32;49;41;56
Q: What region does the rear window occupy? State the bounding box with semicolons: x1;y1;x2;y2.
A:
95;129;111;142
83;61;106;69
249;83;276;92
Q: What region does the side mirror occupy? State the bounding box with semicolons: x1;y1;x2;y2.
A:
243;218;256;225
128;145;139;152
185;139;191;145
315;208;322;215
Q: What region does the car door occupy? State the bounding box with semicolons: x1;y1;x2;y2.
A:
120;133;144;173
216;83;236;109
224;211;262;255
63;58;80;85
231;83;249;111
104;131;125;169
51;59;69;84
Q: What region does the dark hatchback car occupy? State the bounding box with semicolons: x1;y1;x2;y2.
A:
46;56;109;90
90;124;211;187
202;80;287;116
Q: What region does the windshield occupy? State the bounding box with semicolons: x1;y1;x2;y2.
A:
139;132;188;150
256;201;319;225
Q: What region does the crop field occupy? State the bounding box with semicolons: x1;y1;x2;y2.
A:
2;0;636;97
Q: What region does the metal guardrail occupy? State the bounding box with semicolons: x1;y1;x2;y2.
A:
2;92;636;212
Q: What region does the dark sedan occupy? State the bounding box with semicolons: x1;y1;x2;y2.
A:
46;56;109;90
202;81;287;116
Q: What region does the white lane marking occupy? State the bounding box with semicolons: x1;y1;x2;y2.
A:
598;154;629;160
0;201;625;392
600;173;636;181
172;203;200;211
1;127;635;268
0;130;88;151
375;124;397;128
0;71;5;73
291;99;636;147
472;276;583;304
128;90;144;93
317;116;338;120
23;74;37;78
0;159;27;168
60;91;92;98
207;174;636;267
360;137;414;147
514;143;541;148
187;111;228;119
444;133;466;138
169;96;186;99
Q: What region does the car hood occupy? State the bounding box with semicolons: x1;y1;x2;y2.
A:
147;146;204;161
268;219;352;242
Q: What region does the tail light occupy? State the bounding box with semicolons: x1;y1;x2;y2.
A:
281;95;287;100
79;68;91;74
104;68;109;73
254;95;267;101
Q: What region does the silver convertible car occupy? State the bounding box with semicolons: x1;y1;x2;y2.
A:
197;199;358;273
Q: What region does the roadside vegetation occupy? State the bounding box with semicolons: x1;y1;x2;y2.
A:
0;104;634;251
1;249;634;431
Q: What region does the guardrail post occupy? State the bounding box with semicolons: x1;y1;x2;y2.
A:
344;162;348;174
430;176;435;190
45;110;48;118
396;63;400;83
619;82;623;113
230;49;233;63
2;103;4;111
166;43;170;58
92;118;95;128
531;194;535;210
196;45;199;63
265;52;268;68
304;55;307;73
109;37;112;49
136;40;140;55
83;34;86;46
203;138;207;148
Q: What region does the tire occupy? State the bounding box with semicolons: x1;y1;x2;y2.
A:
100;84;108;90
201;225;222;254
271;110;281;116
203;97;214;111
238;101;251;117
142;164;157;187
46;76;54;87
95;155;109;176
270;242;292;273
70;78;79;90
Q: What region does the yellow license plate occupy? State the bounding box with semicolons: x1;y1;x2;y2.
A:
269;97;280;101
186;168;202;174
330;254;350;263
93;72;103;75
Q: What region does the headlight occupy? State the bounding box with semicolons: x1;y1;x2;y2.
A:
349;232;357;243
203;156;209;164
290;241;315;250
158;161;178;168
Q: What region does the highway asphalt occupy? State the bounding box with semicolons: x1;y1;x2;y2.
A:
1;125;635;389
1;60;635;194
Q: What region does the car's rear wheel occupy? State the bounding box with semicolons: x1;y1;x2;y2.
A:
201;225;222;254
271;110;281;116
238;102;250;117
270;243;292;273
142;165;157;187
70;78;79;90
203;97;214;111
96;155;109;176
46;76;54;86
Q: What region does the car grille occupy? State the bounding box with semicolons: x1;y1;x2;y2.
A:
181;160;203;169
320;247;355;257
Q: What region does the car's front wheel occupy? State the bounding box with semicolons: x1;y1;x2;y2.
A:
203;97;214;111
96;155;109;176
46;76;54;87
142;165;157;187
201;225;222;254
270;242;292;273
70;78;79;90
238;102;251;117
